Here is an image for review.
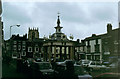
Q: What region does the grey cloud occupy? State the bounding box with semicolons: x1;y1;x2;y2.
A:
89;3;118;21
2;2;118;40
2;2;33;24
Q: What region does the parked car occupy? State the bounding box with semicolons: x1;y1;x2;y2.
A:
55;61;93;79
34;58;42;62
102;61;110;67
31;62;56;79
55;59;75;67
74;64;93;79
64;59;75;64
88;61;108;71
107;61;119;72
109;62;118;68
56;61;65;66
78;60;91;67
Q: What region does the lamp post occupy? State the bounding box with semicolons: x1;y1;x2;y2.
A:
10;24;20;38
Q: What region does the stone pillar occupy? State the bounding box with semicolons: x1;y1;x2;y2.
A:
40;47;42;58
86;55;87;60
64;46;66;60
94;55;95;60
68;46;70;59
50;46;52;61
70;46;73;60
54;46;56;62
43;46;46;61
60;46;62;60
72;46;75;59
44;46;48;61
48;46;51;62
91;55;92;60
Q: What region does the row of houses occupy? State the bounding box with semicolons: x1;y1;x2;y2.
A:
4;15;120;62
77;23;120;62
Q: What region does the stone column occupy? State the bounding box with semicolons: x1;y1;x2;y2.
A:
70;46;73;60
94;55;95;60
51;46;52;58
54;46;56;62
60;46;62;60
40;47;42;58
86;55;87;60
91;55;92;60
43;46;46;61
64;46;66;60
66;47;68;59
72;46;75;59
48;46;51;62
68;46;70;59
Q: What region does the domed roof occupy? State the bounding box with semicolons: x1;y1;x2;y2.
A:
51;32;68;40
50;14;68;41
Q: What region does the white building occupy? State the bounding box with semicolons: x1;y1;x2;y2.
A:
84;34;102;61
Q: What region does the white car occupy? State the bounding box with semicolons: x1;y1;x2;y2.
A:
74;64;93;79
55;61;93;79
88;61;108;71
79;60;92;67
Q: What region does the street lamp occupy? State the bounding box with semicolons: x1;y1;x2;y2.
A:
10;24;20;38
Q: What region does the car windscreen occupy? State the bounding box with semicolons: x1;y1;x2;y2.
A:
83;61;90;64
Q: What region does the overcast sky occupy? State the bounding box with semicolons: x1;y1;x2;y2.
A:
2;2;118;41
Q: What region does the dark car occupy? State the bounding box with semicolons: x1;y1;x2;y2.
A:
34;58;42;62
74;64;92;79
31;62;56;79
54;61;92;79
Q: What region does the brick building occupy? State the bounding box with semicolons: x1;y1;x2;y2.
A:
4;34;27;59
43;15;79;62
4;15;80;62
4;14;119;63
77;23;120;62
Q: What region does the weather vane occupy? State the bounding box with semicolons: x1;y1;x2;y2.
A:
57;12;60;16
